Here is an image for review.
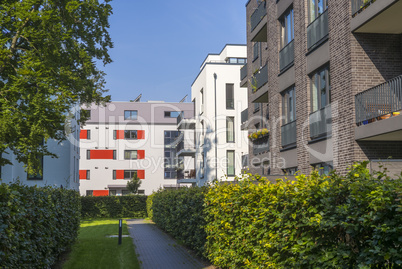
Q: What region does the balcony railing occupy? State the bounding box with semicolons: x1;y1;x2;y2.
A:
355;75;402;125
241;63;248;81
252;64;268;92
241;109;248;124
281;120;297;147
279;40;294;71
309;105;332;139
253;136;269;155
307;9;328;50
177;169;196;180
351;0;374;16
251;1;267;31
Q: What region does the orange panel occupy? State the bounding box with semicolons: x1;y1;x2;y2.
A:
90;150;114;159
137;130;145;139
116;130;124;139
79;170;87;180
80;130;88;139
116;170;124;179
137;150;145;159
93;190;109;196
137;170;145;179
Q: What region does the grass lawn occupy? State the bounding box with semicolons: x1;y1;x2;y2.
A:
62;219;140;269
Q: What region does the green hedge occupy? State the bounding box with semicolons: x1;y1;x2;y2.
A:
81;195;147;219
0;183;80;268
151;187;207;257
204;163;402;268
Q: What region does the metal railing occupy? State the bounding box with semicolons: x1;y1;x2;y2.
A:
279;40;294;71
251;1;267;31
241;63;248;80
307;9;328;50
355;75;402;125
281;120;297;147
351;0;375;16
241;108;248;124
309;105;332;139
253;136;269;155
252;64;268;91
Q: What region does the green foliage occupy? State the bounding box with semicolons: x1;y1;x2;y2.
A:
0;0;113;173
126;173;142;194
81;195;147;219
151;187;208;257
146;192;155;220
0;183;80;268
204;163;402;268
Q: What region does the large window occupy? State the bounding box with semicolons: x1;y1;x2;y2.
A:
282;86;296;124
226;84;234;109
312;162;333;175
280;7;294;49
227;151;235;176
226;117;235;143
113;170;138;180
124;110;137;120
309;0;328;23
124;130;137;139
124;150;138;160
311;66;331;112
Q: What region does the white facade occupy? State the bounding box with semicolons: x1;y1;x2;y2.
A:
79;101;194;196
0;107;81;191
191;44;249;186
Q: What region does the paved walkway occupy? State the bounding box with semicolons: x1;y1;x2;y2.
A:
127;219;209;269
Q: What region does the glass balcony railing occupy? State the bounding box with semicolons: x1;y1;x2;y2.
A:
252;64;268;92
279;40;294;72
250;1;267;31
307;9;328;50
281;120;297;147
241;63;248;81
309;105;332;139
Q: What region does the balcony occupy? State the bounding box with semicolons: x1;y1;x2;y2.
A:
309;105;332;140
253;136;269;155
307;9;328;50
351;0;402;33
241;108;248;130
177;169;196;180
281;120;297;148
355;75;402;141
240;64;248;88
176;140;196;156
251;64;269;103
250;1;267;42
279;40;294;72
177;112;195;130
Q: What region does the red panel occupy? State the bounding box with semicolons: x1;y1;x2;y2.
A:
137;170;145;179
116;130;124;139
80;130;88;139
137;130;145;139
90;150;114;159
79;170;87;180
116;170;124;180
93;190;109;196
137;150;145;159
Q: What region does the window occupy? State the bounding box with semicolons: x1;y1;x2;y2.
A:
313;162;333;175
109;190;116;196
226;84;234;109
227;58;247;64
122;190;130;196
311;66;331;112
86;190;93;196
227;151;235;176
253;42;260;61
124;170;137;180
280;7;294;49
27;156;44;180
86;170;90;180
200;89;204;114
226;117;235;143
282;86;296;125
309;0;328;23
283;167;298;175
124;130;137;139
86;130;91;140
86;150;90;159
165;111;181;118
124;110;138;120
124;150;138;160
137;190;145;195
164;130;179;179
253;103;261;113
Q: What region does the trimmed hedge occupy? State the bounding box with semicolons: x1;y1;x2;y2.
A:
151;187;207;257
81;195;147;219
204;163;402;268
0;183;80;268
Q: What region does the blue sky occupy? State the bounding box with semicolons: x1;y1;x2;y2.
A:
101;1;246;102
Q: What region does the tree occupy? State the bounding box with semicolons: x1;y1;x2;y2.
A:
0;0;113;174
126;173;141;195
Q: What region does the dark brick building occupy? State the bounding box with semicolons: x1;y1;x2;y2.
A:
241;0;402;176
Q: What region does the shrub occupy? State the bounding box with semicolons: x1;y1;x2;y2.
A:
204;162;402;268
146;192;155;220
81;195;147;219
0;183;80;268
151;187;207;257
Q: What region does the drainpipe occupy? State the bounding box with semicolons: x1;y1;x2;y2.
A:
214;73;218;181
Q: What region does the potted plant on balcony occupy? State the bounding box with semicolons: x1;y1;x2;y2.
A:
248;128;269;141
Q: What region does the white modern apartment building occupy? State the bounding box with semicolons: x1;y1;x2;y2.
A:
187;44;249;186
0;107;81;190
79;101;194;196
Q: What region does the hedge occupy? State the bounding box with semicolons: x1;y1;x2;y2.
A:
151;187;207;257
0;183;80;268
204;162;402;268
81;195;147;219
